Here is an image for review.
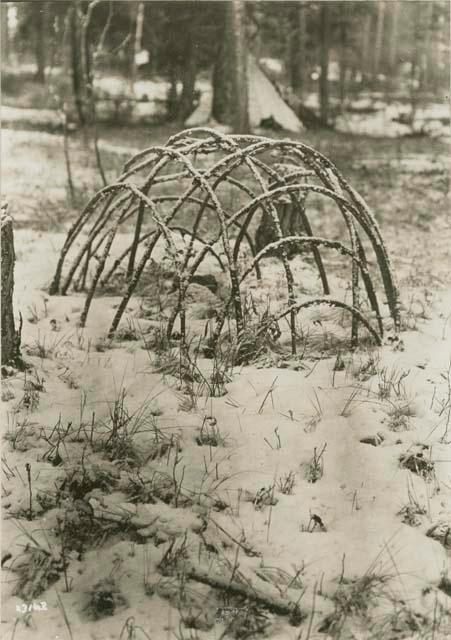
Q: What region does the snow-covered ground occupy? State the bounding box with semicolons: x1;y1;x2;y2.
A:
1;127;450;640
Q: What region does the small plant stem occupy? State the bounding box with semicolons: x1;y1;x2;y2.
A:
258;377;278;414
339;553;346;583
25;463;32;521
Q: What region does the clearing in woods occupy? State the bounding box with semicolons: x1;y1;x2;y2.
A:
1;121;450;639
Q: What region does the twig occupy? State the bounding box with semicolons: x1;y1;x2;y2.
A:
55;589;74;640
258;377;278;414
304;579;318;640
61;107;76;205
339;553;346;584
25;463;32;521
209;517;260;557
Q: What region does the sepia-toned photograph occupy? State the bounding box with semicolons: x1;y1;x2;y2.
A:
1;1;450;638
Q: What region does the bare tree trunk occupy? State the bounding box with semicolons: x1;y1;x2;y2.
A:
410;3;422;122
373;1;386;81
145;3;158;75
338;12;348;106
34;1;47;83
422;1;434;91
178;15;198;122
388;0;400;72
288;2;307;97
319;3;330;126
298;2;307;95
250;3;263;62
81;0;107;185
80;0;95;123
1;3;10;65
167;61;179;120
129;1;145;94
69;5;86;126
212;0;249;131
361;13;372;83
212;12;231;124
227;0;250;133
1;209;21;367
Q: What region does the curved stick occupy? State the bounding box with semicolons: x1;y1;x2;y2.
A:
127;146;245;336
240;236;360;283
189;130;398;331
61;194;134;295
230;134;399;330
51;128;398;351
108;234;162;338
259;298;381;346
75;183;178;326
207;236;366;354
355;236;383;336
265;168;330;295
79;226;118;327
100;227;225;290
49;191;118;294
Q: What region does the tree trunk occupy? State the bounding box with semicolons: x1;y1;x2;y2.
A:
319;3;330;126
288;2;307;97
212;16;231;124
298;2;307;95
1;210;21;367
361;13;372;83
338;14;348;106
34;1;47;83
422;1;434;91
212;0;249;131
80;0;97;125
1;3;10;65
129;1;145;94
145;3;158;75
411;3;421;88
373;1;386;81
178;17;198;122
227;0;250;133
68;5;86;126
388;0;400;73
409;3;422;122
166;61;179;121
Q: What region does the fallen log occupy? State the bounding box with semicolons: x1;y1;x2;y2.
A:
185;562;304;624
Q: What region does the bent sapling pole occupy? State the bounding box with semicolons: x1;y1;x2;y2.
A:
50;128;400;356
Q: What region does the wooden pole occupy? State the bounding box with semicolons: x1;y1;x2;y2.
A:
1;207;21;367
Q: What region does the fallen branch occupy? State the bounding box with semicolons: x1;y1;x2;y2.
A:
209;516;261;557
186;562;303;622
